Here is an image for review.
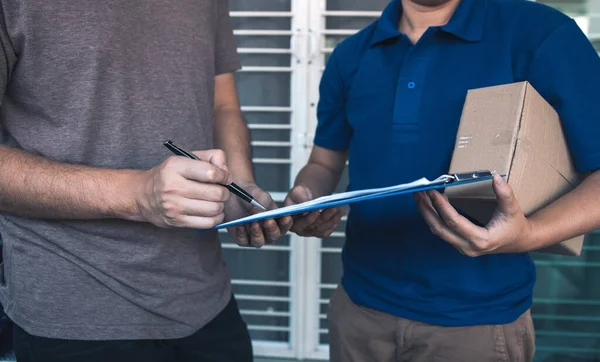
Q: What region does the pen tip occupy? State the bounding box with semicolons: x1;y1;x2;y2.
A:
252;200;267;211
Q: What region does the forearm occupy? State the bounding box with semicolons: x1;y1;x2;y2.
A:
294;162;341;199
0;145;141;220
213;107;255;183
529;170;600;249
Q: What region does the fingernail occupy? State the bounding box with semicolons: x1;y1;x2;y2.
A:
494;174;504;186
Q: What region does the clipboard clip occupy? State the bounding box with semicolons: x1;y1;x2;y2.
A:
446;170;495;183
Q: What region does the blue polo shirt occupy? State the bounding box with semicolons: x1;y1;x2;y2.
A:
315;0;600;326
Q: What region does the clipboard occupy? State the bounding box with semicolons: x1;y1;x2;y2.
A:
210;170;497;230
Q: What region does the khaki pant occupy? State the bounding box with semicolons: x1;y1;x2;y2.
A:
328;285;535;362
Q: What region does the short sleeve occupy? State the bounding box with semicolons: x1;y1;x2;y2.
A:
214;0;241;75
527;18;600;173
313;50;353;151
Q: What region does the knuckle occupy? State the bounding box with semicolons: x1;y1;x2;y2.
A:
208;214;225;228
202;202;216;216
165;213;183;228
216;202;225;214
160;200;178;215
265;221;278;232
473;238;490;252
159;182;177;196
464;249;480;257
206;202;225;217
429;225;443;236
205;167;217;182
446;218;458;229
218;188;230;201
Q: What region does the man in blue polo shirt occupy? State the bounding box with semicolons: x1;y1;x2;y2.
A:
284;0;600;360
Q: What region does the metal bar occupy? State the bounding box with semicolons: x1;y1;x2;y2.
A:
242;106;293;112
234;30;294;36
241;66;293;72
235;294;291;302
221;242;292;252
320;247;342;253
232;280;291;287
251;141;293;147
247;124;292;130
252;158;292;164
321;11;381;17
319;283;337;290
241;310;292;317
238;48;292;54
230;11;293;18
322;29;358;36
248;325;291;332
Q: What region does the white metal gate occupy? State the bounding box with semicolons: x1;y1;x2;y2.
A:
225;0;600;359
222;0;307;359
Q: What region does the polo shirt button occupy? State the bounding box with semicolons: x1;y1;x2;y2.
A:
408;81;416;89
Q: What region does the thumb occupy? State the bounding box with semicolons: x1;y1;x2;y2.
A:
285;185;313;206
492;174;520;216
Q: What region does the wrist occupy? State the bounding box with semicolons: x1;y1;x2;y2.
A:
114;170;148;222
523;217;544;252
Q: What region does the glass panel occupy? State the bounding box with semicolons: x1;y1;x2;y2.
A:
236;35;291;49
240;54;291;67
326;16;378;31
236;73;291;107
229;0;291;12
231;18;291;31
326;0;389;11
531;233;600;361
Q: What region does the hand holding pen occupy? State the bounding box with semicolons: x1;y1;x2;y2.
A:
164;140;266;210
164;140;293;247
134;148;233;230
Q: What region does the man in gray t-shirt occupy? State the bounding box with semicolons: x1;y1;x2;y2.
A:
0;0;292;360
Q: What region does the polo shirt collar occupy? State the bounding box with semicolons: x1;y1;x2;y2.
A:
370;0;487;47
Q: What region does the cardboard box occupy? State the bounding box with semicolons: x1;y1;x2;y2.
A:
445;81;584;256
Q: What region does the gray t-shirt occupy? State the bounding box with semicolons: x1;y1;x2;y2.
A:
0;0;241;340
